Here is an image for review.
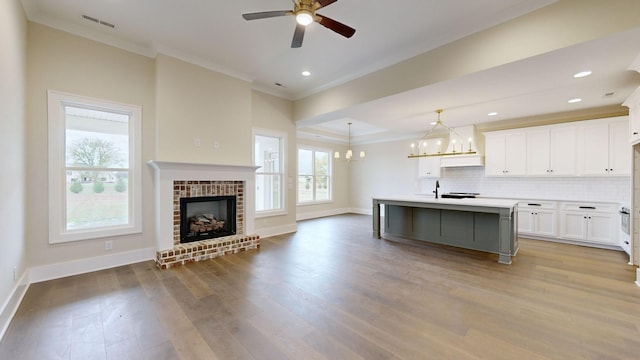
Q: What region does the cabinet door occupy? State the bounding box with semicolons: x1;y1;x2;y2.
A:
418;157;441;178
608;120;630;175
549;127;577;176
625;89;640;143
504;132;527;175
581;123;610;175
484;134;506;176
561;212;587;240
517;209;534;234
526;130;550;175
535;209;557;237
630;104;640;143
587;213;617;245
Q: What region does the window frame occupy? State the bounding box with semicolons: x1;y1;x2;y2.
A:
252;128;287;218
47;90;142;243
296;145;333;205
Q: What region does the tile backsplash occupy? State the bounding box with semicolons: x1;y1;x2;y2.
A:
420;167;630;205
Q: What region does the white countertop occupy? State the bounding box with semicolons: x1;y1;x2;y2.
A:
373;195;518;209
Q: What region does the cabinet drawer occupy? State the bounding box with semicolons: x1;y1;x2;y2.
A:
518;201;557;210
560;203;617;213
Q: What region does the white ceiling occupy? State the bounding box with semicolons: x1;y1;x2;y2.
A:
20;0;640;144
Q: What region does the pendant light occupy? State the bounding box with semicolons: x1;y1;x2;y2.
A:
408;109;476;158
334;122;365;161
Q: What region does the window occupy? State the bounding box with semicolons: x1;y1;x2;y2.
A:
47;90;142;243
297;147;331;204
253;130;286;216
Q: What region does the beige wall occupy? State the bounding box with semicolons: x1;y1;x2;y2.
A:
294;0;640;124
0;0;27;315
155;54;252;165
26;23;156;267
251;91;298;233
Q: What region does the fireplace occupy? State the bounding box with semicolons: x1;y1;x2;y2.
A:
148;161;260;269
180;195;236;243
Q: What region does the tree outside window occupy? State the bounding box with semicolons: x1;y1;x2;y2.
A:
298;147;331;203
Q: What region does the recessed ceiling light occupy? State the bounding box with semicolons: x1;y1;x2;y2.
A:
301;70;311;77
574;70;592;78
568;98;582;103
488;112;498;116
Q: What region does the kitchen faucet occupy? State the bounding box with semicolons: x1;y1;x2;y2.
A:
434;180;440;199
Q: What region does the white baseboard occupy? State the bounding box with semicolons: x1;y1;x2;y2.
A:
0;271;29;342
349;207;372;215
296;208;350;221
28;247;156;284
255;223;298;238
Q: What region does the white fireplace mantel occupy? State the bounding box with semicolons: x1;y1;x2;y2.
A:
148;160;259;252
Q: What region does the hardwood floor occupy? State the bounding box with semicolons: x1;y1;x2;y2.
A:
2;214;639;359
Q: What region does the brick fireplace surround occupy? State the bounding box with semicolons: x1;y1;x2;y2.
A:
148;161;260;269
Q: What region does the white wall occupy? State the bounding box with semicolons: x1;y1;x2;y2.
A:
350;139;422;214
0;0;27;337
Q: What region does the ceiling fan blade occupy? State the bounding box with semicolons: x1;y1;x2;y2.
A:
291;24;305;48
317;15;356;38
242;11;290;21
316;0;338;8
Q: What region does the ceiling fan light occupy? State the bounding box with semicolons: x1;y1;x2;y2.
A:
296;11;314;26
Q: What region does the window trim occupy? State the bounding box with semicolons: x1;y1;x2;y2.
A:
296;145;333;205
47;90;142;243
252;128;287;218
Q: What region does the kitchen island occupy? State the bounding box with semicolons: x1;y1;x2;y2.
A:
372;195;518;264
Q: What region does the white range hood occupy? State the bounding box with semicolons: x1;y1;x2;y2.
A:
440;125;485;167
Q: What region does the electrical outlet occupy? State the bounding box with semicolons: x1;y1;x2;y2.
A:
104;240;113;251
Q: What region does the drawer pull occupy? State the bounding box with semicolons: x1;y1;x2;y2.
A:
579;206;596;210
527;203;542;206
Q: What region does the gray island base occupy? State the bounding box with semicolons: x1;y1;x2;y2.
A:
372;196;519;264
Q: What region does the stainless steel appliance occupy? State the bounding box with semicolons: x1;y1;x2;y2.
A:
620;207;630;235
441;192;479;199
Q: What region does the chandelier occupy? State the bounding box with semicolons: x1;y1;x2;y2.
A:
408;109;476;158
334;122;365;161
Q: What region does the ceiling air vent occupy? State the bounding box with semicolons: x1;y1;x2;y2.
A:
82;14;115;29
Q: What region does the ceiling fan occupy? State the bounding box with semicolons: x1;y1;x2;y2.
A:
242;0;356;48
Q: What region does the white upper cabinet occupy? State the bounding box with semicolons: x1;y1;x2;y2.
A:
527;127;576;176
580;117;630;176
484;116;629;178
416;138;442;178
418;157;440;178
484;132;527;176
623;86;640;144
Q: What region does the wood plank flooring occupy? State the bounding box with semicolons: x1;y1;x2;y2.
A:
1;214;639;359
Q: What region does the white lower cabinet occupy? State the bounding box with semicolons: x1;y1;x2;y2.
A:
559;203;618;246
517;201;557;237
516;200;620;248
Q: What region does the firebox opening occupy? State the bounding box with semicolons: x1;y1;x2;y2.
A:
180;195;236;243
